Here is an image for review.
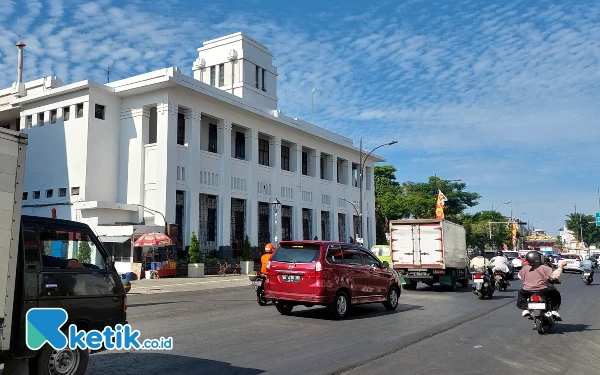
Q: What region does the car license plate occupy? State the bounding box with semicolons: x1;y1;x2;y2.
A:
528;303;546;310
473;279;483;283
282;275;300;283
252;280;262;287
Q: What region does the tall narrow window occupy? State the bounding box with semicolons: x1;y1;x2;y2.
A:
258;139;270;166
210;66;216;86
303;208;312;240
148;107;157;144
76;103;84;118
235;131;245;159
320;156;326;180
218;64;225;87
261;68;266;91
302;151;308;176
255;66;260;88
281;145;290;171
38;113;44;126
26;115;32;128
50;109;57;124
177;112;185;145
94;104;105;120
352;163;359;187
63;107;70;121
208;123;217;153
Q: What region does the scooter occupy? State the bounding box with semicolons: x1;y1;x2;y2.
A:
582;270;593;285
528;279;561;335
494;271;509;292
472;271;494;299
249;273;268;306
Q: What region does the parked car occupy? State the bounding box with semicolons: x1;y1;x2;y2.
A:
560;253;583;273
503;251;523;271
264;241;401;319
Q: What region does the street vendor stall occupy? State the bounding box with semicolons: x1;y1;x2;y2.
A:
133;232;178;279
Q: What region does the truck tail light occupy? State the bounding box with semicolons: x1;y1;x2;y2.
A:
433;270;445;275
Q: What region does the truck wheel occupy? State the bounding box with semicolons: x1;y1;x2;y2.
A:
31;344;89;375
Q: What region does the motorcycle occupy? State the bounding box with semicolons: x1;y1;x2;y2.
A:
527;279;561;335
472;271;494;299
582;270;593;285
494;271;509;292
249;273;268;306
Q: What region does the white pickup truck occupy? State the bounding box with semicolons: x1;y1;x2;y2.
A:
0;127;129;374
390;219;470;291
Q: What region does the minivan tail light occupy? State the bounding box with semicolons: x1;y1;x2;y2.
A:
304;261;324;280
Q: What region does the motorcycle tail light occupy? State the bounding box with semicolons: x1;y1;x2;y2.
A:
473;274;483;279
531;295;541;302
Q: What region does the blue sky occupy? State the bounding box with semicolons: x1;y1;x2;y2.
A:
1;0;599;235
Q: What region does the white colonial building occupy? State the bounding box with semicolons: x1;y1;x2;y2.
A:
0;33;383;273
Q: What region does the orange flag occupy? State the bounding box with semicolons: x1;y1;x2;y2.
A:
435;190;447;219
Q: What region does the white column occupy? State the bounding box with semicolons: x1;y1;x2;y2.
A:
118;108;148;207
248;129;259;246
271;136;282;242
155;101;178;226
329;154;338;240
312;149;321;240
292;143;303;240
187;109;201;245
218;119;232;248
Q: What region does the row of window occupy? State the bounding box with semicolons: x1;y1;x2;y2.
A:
23;187;80;200
22;103;105;128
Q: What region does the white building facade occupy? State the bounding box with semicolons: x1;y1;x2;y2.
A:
0;33;383;273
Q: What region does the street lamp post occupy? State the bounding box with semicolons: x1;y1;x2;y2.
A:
433;174;462;196
489;202;511;246
272;198;281;245
359;138;397;248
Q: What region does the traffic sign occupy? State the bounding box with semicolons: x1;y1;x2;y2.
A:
596;212;600;226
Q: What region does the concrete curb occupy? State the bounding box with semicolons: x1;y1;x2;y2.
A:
127;276;252;295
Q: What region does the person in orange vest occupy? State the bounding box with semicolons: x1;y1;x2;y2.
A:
261;243;275;275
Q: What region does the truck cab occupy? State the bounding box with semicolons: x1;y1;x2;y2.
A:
1;216;128;374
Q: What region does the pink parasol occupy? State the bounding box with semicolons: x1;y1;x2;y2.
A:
133;232;173;247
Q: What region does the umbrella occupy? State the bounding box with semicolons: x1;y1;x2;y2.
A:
133;232;173;247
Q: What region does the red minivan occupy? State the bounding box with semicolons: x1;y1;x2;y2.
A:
264;241;401;319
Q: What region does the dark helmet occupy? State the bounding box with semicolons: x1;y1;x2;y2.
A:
526;251;542;266
496;250;503;257
476;249;484;257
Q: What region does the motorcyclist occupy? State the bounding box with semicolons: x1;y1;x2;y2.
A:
580;256;595;277
490;250;511;283
517;251;566;320
260;243;275;275
469;249;495;289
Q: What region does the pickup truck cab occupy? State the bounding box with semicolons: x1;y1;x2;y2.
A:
1;216;128;374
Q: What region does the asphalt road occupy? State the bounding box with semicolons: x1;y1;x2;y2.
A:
86;272;599;375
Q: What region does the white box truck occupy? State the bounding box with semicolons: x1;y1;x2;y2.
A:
390;219;469;291
0;127;130;374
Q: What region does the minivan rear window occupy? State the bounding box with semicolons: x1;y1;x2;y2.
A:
271;244;321;263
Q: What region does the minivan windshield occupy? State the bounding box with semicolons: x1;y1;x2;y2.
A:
271;244;321;263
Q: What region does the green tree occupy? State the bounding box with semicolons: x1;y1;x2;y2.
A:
401;176;481;220
77;241;91;264
241;235;253;261
565;213;600;246
374;166;409;244
188;231;203;263
458;211;515;250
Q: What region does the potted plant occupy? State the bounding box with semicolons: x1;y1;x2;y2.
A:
240;235;254;275
187;232;205;278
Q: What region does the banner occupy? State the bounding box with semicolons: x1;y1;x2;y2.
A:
511;223;517;249
435;190;447;219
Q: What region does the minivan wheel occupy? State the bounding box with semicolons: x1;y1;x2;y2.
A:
31;344;89;375
383;286;400;310
275;302;294;315
328;291;349;319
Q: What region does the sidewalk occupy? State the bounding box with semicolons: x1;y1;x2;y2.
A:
127;275;252;295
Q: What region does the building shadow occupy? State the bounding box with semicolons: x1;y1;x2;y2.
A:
86;352;265;375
